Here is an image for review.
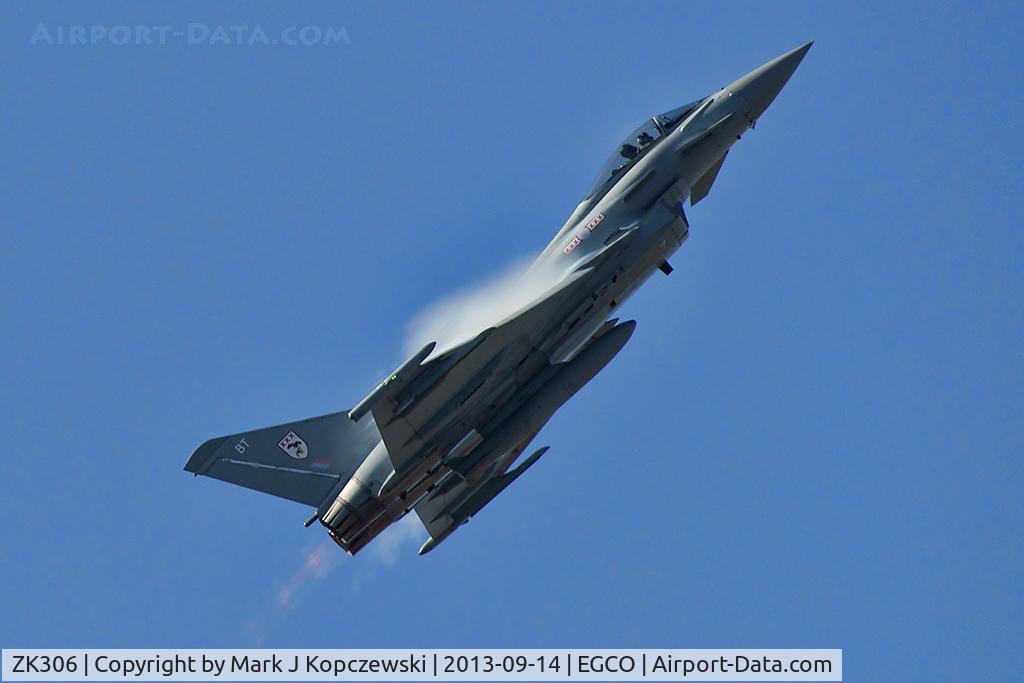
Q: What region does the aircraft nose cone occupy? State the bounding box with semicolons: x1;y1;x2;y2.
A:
727;41;812;121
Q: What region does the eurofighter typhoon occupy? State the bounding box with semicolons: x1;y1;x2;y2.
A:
185;44;812;556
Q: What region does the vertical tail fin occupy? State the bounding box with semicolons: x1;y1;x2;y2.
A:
185;411;381;507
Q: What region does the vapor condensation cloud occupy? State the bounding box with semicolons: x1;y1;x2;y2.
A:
369;513;427;566
403;256;561;356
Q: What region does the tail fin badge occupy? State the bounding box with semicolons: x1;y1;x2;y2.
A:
278;430;308;460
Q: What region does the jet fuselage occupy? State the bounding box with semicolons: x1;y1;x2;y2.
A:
184;43;812;557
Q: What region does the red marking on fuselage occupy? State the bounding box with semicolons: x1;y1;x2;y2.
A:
562;212;605;255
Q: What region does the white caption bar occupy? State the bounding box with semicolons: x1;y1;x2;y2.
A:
2;649;842;681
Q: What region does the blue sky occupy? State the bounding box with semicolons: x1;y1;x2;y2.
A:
1;1;1021;680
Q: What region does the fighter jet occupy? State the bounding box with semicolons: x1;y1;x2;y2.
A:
185;43;812;556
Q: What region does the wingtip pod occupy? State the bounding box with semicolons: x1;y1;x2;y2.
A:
348;341;437;422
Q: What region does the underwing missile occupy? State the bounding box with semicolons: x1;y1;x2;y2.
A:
451;446;549;521
419;320;637;554
452;319;636;483
418;446;552;555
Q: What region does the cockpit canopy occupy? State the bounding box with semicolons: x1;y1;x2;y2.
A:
582;98;705;200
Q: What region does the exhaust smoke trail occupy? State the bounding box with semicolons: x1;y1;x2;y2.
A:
244;517;425;644
369;513;427;566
